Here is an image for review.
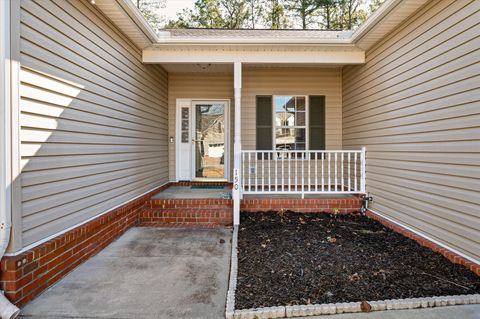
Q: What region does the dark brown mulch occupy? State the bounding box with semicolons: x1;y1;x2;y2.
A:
236;212;480;309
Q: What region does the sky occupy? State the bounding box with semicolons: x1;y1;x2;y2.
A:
164;0;195;21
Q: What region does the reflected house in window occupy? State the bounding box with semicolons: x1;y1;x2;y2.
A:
195;104;225;178
274;96;306;150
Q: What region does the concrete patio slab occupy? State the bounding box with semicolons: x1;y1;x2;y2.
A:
20;228;232;319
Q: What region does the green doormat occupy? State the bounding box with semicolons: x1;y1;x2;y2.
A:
191;185;224;189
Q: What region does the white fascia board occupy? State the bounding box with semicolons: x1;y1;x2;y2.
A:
155;36;352;45
143;47;365;64
116;0;158;43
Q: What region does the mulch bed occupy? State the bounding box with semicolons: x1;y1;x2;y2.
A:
236;211;480;309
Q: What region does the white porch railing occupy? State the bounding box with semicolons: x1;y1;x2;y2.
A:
241;148;366;196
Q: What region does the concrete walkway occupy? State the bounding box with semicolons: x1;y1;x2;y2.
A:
20;228;232;319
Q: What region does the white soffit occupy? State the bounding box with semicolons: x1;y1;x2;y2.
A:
94;0;158;49
351;0;430;50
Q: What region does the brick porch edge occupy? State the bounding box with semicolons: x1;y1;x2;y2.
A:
365;210;480;276
0;184;169;307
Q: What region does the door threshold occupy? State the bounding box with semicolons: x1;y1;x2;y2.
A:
192;179;228;183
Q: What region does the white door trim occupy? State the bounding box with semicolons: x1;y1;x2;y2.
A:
175;99;230;182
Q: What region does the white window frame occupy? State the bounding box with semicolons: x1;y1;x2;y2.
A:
272;95;309;151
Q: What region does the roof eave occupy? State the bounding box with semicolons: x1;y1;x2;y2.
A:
95;0;429;52
94;0;159;49
153;38;353;45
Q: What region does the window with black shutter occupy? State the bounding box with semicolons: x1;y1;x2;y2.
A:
256;95;325;153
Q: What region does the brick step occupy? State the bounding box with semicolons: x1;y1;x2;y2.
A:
138;207;233;227
241;197;363;213
149;198;233;209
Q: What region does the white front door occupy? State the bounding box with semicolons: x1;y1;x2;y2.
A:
176;99;229;181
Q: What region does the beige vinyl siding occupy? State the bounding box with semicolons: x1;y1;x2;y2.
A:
168;73;234;181
18;0;168;248
342;0;480;260
242;67;343;151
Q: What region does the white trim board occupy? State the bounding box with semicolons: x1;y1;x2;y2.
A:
0;0;12;255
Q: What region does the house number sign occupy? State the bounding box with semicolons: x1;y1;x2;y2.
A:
233;168;239;191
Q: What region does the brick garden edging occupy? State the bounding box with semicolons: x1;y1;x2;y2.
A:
229;295;480;318
0;184;169;307
365;210;480;276
225;226;238;319
241;198;362;214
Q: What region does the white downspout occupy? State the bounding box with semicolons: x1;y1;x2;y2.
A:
0;0;20;317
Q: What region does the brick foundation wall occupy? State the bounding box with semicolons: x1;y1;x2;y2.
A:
366;210;480;276
0;185;168;307
241;198;363;213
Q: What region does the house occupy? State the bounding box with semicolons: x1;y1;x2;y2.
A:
0;0;478;313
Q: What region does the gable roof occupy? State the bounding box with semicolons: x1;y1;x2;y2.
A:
95;0;428;50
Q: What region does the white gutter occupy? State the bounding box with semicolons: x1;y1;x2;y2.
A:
0;0;20;317
155;30;353;45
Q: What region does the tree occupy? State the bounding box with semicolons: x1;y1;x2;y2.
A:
283;0;320;29
262;0;291;29
369;0;385;13
316;0;336;29
134;0;165;33
316;0;367;30
219;0;250;28
166;0;250;29
165;0;371;30
245;0;263;29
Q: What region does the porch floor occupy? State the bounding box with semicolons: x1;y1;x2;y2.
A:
152;186;231;199
20;228;232;319
243;194;358;199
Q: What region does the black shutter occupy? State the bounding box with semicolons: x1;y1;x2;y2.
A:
309;96;325;150
256;96;273;150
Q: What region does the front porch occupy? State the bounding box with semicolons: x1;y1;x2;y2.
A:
163;63;368;225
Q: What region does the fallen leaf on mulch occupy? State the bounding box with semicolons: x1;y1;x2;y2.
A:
327;236;337;243
348;273;361;282
360;300;372;312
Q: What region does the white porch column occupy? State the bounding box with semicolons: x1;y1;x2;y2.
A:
232;62;242;225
